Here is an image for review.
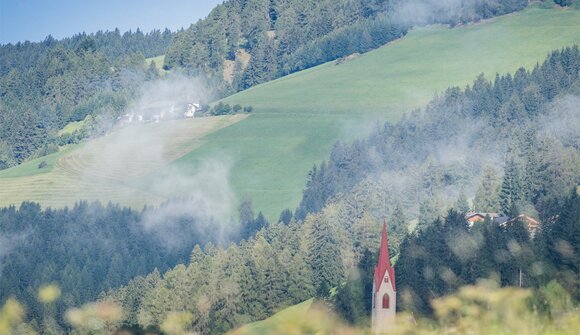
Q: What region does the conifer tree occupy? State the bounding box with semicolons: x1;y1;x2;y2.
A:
455;187;470;215
474;167;501;212
499;159;523;216
238;198;255;239
391;201;407;236
306;213;345;297
278;208;293;225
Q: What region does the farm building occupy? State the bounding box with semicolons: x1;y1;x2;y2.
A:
500;214;542;238
184;103;201;118
465;211;541;238
465;211;499;226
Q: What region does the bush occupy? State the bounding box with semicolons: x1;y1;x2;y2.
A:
30;144;59;160
208;103;253;116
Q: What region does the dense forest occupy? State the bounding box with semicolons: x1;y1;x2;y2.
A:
60;46;579;334
165;0;527;93
0;29;173;168
0;198;271;332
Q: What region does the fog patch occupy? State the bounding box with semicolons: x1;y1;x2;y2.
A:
540;94;580;149
127;73;209;120
140;157;239;250
65;73;240;249
394;0;465;26
0;231;29;266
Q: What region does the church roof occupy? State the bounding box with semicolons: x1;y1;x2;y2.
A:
374;220;396;292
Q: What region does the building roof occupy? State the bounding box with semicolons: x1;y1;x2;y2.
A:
494;216;510;225
466;211;499;219
374;220;396;292
466;213;486;221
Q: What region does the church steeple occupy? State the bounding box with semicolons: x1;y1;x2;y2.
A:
372;219;396;334
374;220;396;292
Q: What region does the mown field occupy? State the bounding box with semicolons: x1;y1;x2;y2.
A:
1;5;579;218
0;115;246;209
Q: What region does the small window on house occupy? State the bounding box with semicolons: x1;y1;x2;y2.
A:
384;277;389;283
382;293;390;309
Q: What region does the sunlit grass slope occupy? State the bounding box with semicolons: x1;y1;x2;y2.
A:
228;299;315;335
166;5;580;219
146;55;166;71
0;115;246;209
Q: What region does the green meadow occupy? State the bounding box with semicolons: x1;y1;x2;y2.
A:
228;299;315;335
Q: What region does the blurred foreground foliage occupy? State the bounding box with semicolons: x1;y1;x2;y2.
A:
2;279;578;335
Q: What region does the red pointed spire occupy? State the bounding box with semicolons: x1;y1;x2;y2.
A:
374;219;396;292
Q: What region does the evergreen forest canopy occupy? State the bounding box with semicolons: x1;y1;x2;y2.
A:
5;46;571;334
0;197;271;332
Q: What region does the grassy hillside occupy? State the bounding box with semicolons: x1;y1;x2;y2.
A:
58;119;86;136
146;55;166;71
0;115;246;208
228;299;315;335
167;5;580;219
222;6;580;114
1;5;579;217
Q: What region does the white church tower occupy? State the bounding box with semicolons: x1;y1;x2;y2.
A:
371;220;396;334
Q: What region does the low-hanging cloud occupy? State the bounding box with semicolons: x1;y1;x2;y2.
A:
141;157;239;249
63;72;240;249
394;0;465;25
127;73;210;120
0;232;29;268
540;94;580;149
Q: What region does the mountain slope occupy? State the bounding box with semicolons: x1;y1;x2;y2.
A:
164;6;580;218
0;6;579;218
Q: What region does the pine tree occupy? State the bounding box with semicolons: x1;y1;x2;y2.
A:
278;208;293;225
417;197;437;231
474;167;501;212
391;201;407;236
539;191;580;299
238;197;255;239
306;213;344;297
499;159;523;216
455;187;470;215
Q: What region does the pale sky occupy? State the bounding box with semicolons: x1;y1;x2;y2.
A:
0;0;223;44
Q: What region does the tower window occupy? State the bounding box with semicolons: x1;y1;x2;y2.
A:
382;293;390;309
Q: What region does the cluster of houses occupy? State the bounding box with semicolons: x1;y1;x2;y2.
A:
465;211;541;237
117;101;202;126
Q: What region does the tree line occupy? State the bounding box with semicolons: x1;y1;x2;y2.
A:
165;0;527;94
334;192;579;323
0;197;273;333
